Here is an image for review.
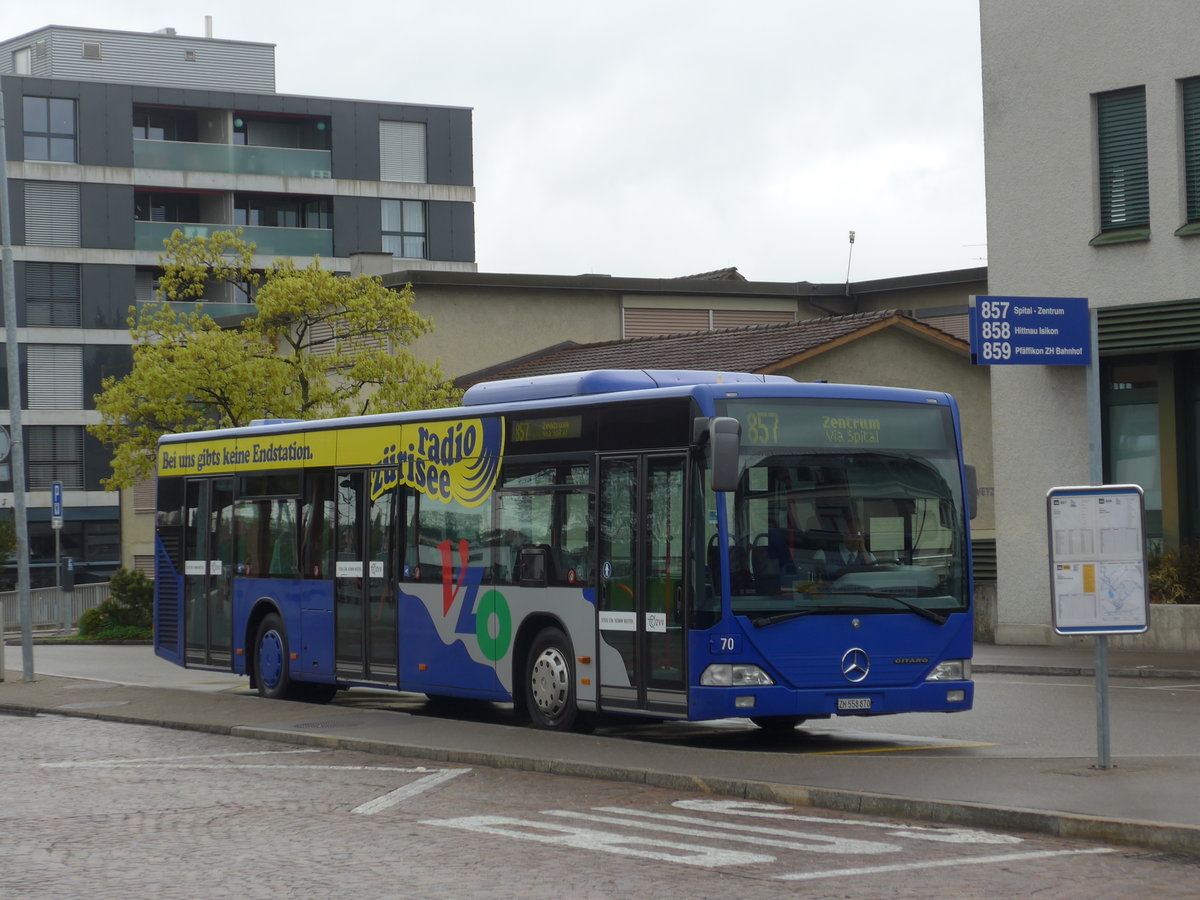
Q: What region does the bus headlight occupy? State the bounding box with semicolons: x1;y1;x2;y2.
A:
700;664;775;687
925;659;971;682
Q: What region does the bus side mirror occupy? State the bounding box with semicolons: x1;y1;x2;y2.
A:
964;464;979;521
708;417;741;493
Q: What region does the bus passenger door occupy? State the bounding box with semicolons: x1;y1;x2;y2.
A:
334;469;398;684
598;454;688;716
183;477;234;668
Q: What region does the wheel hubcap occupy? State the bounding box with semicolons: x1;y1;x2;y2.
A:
530;647;569;719
259;629;284;690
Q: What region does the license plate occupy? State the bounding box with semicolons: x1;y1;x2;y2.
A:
837;697;872;711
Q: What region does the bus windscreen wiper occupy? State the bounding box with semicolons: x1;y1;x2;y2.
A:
824;590;949;625
751;593;948;628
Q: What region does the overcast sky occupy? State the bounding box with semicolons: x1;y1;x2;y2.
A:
7;2;986;284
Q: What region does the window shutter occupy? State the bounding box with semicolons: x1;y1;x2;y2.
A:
1097;87;1149;231
133;477;157;511
25;262;81;326
622;308;709;338
24;181;81;247
379;121;427;183
1183;79;1200;223
27;425;84;489
27;345;83;408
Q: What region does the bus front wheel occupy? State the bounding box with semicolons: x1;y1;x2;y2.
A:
525;627;577;731
254;614;292;700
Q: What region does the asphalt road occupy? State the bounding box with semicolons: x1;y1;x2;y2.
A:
5;712;1199;900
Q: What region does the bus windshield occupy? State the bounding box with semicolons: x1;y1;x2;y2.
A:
712;398;968;623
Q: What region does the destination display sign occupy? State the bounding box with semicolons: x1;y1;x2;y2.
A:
969;296;1090;366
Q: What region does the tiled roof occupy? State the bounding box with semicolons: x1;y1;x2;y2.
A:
457;310;966;388
673;267;747;281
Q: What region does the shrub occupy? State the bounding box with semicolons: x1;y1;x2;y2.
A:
1147;543;1200;605
76;568;154;637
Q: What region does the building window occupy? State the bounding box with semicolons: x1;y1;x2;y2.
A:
381;200;426;258
379;121;427;183
233;114;330;150
132;106;198;142
1096;87;1149;232
25;263;81;327
1103;358;1161;541
27;425;84;490
24;181;80;247
13;48;31;74
22;96;76;163
234;194;330;229
134;191;201;223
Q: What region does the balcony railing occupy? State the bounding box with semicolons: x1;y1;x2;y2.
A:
136;221;334;258
134;139;332;179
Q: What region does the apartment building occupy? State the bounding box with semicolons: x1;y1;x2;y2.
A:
0;24;476;586
981;1;1200;642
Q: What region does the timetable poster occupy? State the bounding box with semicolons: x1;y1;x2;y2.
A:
1047;486;1148;634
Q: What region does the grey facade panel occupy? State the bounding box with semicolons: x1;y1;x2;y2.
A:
447;108;474;187
83;345;132;408
330;103;379;182
9;180;25;245
427;201;475;263
83;429;114;492
81;184;133;251
332;196;377;258
82;264;135;330
425;108;451;185
80;81;134;168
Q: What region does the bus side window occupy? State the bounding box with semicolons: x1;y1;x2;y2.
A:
301;470;335;579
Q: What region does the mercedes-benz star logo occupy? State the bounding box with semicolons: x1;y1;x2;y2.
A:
840;648;870;683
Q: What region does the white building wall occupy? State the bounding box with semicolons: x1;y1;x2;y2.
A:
981;0;1200;642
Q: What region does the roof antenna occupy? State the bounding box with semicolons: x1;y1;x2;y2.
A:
844;230;856;297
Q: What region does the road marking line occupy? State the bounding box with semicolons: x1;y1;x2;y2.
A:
775;847;1115;881
352;768;468;814
423;814;775;867
672;799;1023;844
546;809;900;855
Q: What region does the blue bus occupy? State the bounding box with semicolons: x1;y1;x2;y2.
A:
153;369;974;730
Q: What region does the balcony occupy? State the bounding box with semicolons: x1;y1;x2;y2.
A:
133;139;332;179
135;221;333;258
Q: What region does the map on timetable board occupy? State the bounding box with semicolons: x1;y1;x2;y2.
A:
1047;486;1148;634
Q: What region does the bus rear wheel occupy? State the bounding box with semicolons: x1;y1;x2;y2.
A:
254;613;293;700
525;627;577;731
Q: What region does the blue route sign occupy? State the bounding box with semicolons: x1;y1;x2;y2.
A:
969;295;1090;365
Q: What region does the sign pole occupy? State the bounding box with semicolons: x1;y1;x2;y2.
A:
1086;311;1113;769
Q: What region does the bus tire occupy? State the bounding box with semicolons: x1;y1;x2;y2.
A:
525;627;577;731
254;613;292;700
